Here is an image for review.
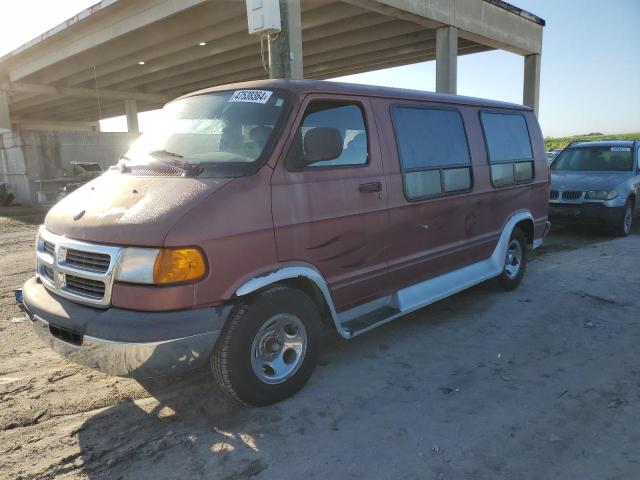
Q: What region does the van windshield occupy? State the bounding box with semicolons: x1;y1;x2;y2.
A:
123;89;290;176
551;146;633;172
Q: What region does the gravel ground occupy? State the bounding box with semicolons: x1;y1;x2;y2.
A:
1;205;639;480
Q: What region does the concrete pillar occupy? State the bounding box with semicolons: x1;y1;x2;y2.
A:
436;26;458;95
0;91;11;132
523;54;541;116
125;99;139;134
268;0;303;79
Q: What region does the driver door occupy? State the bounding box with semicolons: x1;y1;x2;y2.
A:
271;95;390;312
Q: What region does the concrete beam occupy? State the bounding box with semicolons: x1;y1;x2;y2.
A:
125;99;139;134
4;0;211;82
269;0;304;79
436;26;457;95
361;0;542;55
1;82;168;104
0;91;10;131
523;53;541;116
14;120;100;131
341;0;442;29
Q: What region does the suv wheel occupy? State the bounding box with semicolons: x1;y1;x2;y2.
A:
614;199;633;237
497;227;527;291
212;285;321;406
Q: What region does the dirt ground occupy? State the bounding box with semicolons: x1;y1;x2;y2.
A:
1;205;639;480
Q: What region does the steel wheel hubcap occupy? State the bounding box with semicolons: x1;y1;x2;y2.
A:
251;314;307;384
504;239;522;279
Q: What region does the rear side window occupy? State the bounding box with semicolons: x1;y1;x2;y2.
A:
480;112;534;186
392;106;472;200
285;101;368;170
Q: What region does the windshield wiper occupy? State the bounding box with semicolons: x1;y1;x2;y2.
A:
149;150;202;176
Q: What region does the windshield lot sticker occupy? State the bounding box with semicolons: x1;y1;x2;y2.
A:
229;90;273;104
611;147;630;152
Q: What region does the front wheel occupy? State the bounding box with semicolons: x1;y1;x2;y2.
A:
497;227;527;291
211;285;321;406
613;199;633;237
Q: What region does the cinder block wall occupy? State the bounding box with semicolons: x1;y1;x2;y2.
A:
0;130;136;205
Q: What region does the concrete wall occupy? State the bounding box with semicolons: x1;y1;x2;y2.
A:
0;130;136;205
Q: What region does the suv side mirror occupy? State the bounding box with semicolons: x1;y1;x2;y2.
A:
302;127;343;166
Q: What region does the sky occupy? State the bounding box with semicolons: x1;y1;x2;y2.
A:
0;0;638;138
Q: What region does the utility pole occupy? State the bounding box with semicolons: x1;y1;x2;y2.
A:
268;0;303;79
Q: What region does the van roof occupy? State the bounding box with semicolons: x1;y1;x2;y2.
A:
179;79;532;111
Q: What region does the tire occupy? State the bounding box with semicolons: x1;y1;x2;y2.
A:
211;285;321;406
613;199;633;237
497;227;527;291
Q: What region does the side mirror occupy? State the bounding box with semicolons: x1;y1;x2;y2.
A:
302;127;343;166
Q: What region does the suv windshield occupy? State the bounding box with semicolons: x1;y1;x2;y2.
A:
551;146;633;172
123;89;290;176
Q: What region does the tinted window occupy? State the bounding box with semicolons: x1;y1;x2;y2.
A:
394;108;470;169
393;107;472;200
480;112;534;186
286;102;368;170
481;113;532;162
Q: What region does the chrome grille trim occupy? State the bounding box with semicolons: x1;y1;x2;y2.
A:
35;226;123;308
65;249;110;273
549;190;559;200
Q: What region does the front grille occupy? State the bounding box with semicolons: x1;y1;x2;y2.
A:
65;249;110;273
44;240;55;256
36;227;122;307
42;265;54;282
562;191;583;200
550;190;559;200
65;275;105;299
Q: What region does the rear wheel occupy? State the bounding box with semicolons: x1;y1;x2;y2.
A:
497;227;527;291
211;285;321;406
613;199;633;237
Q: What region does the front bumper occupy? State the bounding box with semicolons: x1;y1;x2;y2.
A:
549;202;624;226
21;276;231;378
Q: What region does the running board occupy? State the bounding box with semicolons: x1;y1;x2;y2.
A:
341;305;401;336
335;225;515;337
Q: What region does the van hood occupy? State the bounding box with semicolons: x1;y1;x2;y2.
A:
551;170;630;192
44;170;231;246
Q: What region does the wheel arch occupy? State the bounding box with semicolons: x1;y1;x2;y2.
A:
514;218;535;247
235;266;341;333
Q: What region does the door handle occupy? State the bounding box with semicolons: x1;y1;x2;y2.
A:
359;182;382;193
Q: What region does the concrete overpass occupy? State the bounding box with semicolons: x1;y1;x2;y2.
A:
0;0;543;204
0;0;544;133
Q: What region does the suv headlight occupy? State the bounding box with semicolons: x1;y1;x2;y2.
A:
585;190;618;201
116;247;207;284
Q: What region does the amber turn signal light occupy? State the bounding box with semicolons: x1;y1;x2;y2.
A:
153;248;206;284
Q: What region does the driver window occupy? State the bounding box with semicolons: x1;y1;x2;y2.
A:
286;101;368;170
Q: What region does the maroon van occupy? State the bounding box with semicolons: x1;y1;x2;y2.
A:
20;80;550;405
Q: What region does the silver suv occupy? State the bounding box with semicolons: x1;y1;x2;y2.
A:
549;140;640;236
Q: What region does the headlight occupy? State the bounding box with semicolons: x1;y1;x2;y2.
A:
585;190;618;201
115;247;206;285
116;248;159;284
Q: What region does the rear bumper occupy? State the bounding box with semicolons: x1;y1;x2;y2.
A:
549;203;624;226
21;276;231;378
